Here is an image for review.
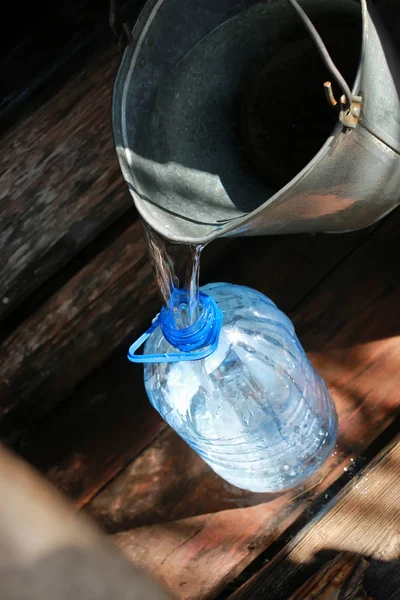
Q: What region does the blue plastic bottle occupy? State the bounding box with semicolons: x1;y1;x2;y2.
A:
129;283;337;493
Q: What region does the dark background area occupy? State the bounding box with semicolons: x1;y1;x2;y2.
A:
0;0;144;134
0;0;395;137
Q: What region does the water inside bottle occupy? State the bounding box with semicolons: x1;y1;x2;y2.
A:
140;222;338;492
129;0;349;491
143;278;337;492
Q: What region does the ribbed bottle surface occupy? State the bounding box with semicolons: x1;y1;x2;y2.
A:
144;283;337;492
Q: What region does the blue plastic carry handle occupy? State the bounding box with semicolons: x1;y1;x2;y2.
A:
127;291;223;364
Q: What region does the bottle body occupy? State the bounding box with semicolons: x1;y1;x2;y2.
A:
144;283;337;492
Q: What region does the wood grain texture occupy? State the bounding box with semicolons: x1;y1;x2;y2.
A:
287;554;372;600
99;208;400;600
229;438;400;600
84;417;397;536
0;45;131;320
0;232;235;433
0;219;158;424
14;228;368;503
15;348;165;507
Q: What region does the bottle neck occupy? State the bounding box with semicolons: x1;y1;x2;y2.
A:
160;289;221;352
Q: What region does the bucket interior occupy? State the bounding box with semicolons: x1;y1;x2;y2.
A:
118;0;362;241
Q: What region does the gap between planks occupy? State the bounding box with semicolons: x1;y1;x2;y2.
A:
228;436;400;600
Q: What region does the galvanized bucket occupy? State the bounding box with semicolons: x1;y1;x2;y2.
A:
113;0;400;243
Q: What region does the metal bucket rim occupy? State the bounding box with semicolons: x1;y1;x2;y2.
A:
113;0;368;243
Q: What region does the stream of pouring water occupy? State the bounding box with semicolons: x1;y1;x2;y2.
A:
144;223;203;327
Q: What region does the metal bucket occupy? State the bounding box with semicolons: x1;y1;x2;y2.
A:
113;0;400;243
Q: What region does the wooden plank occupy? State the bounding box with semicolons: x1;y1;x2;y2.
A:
0;219;157;425
287;553;372;600
0;44;131;320
88;427;262;532
14;227;368;505
14;348;165;506
0;229;238;433
229;437;400;600
84;418;396;536
96;208;400;600
288;554;400;600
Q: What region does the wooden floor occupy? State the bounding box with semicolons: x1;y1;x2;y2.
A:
1;1;400;598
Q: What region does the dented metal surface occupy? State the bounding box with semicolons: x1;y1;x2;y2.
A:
113;0;400;244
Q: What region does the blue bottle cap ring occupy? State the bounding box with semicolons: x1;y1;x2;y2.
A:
127;291;223;364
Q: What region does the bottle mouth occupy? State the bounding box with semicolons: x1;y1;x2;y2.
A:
160;290;222;352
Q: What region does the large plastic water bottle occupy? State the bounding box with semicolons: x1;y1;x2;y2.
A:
128;283;337;492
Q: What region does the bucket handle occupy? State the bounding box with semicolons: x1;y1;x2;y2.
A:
286;0;362;128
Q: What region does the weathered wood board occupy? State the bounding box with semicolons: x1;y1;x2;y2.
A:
229;438;400;599
0;46;131;321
